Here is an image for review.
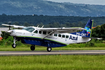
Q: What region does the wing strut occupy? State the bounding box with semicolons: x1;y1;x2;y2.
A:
43;30;56;39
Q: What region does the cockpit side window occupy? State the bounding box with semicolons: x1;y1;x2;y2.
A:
23;27;35;32
34;30;38;33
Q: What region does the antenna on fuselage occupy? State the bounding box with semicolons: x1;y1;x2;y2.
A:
41;25;44;28
8;21;11;30
37;25;39;27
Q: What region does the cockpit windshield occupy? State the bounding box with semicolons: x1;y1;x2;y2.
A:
23;27;35;32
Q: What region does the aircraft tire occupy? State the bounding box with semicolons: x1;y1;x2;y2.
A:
12;44;17;48
47;47;52;52
30;45;35;51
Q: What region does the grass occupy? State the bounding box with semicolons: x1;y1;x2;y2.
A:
0;55;105;70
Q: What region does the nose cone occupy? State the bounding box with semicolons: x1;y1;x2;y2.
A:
10;30;21;36
7;30;13;33
9;29;30;36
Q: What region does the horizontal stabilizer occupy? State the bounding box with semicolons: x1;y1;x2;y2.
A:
82;37;102;40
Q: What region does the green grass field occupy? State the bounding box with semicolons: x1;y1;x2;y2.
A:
0;55;105;70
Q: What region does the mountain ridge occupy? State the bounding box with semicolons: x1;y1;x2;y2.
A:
0;0;105;16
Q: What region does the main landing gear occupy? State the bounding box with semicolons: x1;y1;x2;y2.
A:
12;37;17;48
47;47;52;52
47;43;52;52
30;45;51;52
30;45;35;51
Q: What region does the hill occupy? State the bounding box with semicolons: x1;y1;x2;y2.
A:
0;0;105;16
0;14;105;27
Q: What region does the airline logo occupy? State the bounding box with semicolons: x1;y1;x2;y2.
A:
69;35;78;40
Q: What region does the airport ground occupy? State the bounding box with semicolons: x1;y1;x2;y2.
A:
0;45;105;70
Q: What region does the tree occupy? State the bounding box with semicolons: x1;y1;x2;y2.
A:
92;24;105;39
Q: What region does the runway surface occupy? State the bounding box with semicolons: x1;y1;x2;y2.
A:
0;50;105;55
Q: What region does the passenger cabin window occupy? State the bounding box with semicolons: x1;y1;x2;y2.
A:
43;31;46;35
48;32;50;34
23;27;35;32
48;32;52;35
66;35;69;38
62;35;65;38
54;34;57;36
58;34;61;37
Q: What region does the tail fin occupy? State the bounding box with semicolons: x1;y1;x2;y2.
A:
71;19;93;37
82;19;93;37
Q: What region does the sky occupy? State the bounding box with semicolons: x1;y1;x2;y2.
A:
46;0;105;5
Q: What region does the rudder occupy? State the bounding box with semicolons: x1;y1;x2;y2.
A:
82;19;93;37
71;19;93;37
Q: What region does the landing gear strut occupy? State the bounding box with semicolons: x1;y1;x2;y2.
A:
47;43;52;52
30;45;35;51
12;37;17;48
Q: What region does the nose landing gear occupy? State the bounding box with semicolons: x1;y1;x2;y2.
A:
12;44;17;48
12;37;17;48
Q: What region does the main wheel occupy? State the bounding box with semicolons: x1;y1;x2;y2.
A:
12;44;16;48
47;47;52;52
30;45;35;51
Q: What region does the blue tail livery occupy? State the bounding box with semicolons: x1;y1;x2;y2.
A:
71;19;93;37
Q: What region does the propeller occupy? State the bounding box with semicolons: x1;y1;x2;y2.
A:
2;23;26;29
9;23;11;30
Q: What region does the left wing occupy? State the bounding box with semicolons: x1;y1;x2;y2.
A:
39;27;84;33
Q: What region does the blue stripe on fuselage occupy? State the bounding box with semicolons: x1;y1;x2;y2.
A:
16;37;66;47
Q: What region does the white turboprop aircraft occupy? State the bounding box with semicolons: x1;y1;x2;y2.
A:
2;19;95;52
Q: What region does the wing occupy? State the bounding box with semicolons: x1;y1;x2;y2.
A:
39;27;84;33
39;27;84;39
2;24;26;29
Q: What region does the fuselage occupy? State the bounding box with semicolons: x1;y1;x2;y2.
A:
9;27;91;48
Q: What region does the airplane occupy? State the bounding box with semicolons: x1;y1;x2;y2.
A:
2;19;98;52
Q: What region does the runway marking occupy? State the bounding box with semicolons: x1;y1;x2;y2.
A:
0;50;105;55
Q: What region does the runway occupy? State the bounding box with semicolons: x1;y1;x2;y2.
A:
0;50;105;56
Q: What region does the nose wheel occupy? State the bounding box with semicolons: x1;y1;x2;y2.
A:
12;37;17;48
12;44;17;48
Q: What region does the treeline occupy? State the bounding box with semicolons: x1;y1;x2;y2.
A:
1;14;105;27
92;24;105;39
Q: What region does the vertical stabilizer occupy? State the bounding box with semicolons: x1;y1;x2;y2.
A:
71;19;93;37
82;19;93;37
